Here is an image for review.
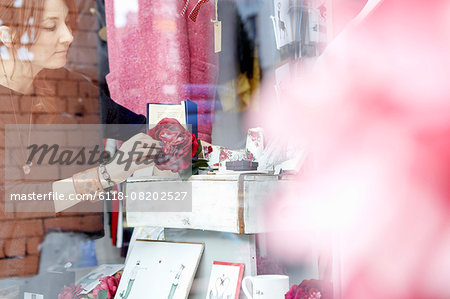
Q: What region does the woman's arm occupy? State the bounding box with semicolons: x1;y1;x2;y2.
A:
52;177;83;212
53;133;161;212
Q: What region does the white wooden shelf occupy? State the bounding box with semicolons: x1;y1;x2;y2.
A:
124;173;281;234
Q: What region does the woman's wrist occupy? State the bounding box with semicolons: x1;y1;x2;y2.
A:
98;163;118;190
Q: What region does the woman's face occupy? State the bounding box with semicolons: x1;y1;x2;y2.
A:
28;0;74;70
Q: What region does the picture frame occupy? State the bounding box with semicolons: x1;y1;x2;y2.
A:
205;261;245;299
272;0;293;48
115;240;204;299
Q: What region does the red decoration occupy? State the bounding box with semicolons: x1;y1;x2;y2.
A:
192;134;199;158
285;279;333;299
92;273;122;299
58;284;84;299
148;118;195;172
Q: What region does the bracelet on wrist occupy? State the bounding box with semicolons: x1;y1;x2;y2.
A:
99;163;117;191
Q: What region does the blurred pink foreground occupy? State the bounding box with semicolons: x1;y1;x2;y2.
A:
257;0;450;298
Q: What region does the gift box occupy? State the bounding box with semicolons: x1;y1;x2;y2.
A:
203;146;247;171
225;160;259;171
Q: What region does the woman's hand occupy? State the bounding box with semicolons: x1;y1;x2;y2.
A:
104;133;162;184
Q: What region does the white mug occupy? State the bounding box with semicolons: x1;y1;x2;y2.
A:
242;275;289;299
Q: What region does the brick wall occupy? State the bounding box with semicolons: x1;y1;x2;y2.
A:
67;0;100;81
0;0;103;278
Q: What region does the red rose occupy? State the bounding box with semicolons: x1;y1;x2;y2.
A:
203;146;213;159
58;284;84;299
286;285;300;299
285;280;333;299
148;118;190;152
192;134;199;158
148;118;193;172
92;274;122;299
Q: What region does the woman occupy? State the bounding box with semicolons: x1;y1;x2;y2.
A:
0;0;160;278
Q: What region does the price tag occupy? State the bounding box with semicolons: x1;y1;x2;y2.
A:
211;0;221;53
213;21;222;53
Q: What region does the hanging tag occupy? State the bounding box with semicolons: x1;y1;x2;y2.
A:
213;21;222;53
210;0;221;53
